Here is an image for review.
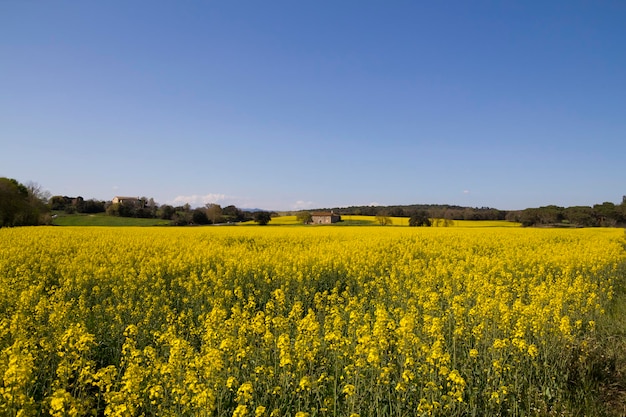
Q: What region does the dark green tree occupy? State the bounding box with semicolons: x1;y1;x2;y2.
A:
564;206;597;227
223;205;249;222
253;211;272;225
50;195;71;210
157;205;176;220
296;211;312;224
409;211;431;227
0;178;48;227
519;208;540;227
594;202;624;226
81;199;106;214
192;208;210;225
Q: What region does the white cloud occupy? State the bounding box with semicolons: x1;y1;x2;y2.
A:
292;200;315;210
368;202;380;207
463;190;470;195
170;193;227;207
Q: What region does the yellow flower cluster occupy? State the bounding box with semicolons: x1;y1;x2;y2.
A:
0;226;624;416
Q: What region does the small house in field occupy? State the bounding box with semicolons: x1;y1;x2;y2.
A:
310;211;341;224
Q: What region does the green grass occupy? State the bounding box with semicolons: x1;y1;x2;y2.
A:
51;213;521;228
51;212;171;226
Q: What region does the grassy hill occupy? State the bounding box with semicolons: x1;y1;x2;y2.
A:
51;212;171;226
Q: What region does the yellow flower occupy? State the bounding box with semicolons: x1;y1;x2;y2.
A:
236;381;254;403
233;404;248;417
342;384;356;397
298;376;312;391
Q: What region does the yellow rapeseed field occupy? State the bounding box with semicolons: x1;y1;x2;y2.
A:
1;226;625;416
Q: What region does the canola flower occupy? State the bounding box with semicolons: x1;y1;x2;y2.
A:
0;226;624;416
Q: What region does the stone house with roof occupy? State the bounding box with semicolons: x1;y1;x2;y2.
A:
310;211;341;224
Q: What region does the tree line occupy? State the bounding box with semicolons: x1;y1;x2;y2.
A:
294;199;626;227
322;204;508;221
0;178;274;227
53;196;274;226
512;201;626;227
1;177;625;228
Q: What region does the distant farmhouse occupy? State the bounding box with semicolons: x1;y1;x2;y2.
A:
310;211;341;224
112;196;143;206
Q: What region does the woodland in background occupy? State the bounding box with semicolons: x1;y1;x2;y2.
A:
301;198;626;227
1;177;625;228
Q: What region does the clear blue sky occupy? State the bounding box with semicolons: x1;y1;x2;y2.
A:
1;1;624;211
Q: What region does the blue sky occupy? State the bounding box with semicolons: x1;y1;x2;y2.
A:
1;1;624;211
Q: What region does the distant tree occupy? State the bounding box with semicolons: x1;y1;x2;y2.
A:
253;211;272;225
171;211;192;226
157;204;176;220
360;206;378;216
133;197;151;218
519;206;564;226
26;182;51;223
433;218;454;227
564;206;597;227
375;214;392;226
409;211;431;227
519;208;540;227
538;205;564;224
619;198;626;224
296;211;313;224
72;196;85;213
50;195;71;211
206;203;223;224
505;211;522;223
593;202;623;226
192;208;210;225
0;178;49;227
81;199;106;214
145;198;159;218
26;181;50;206
106;203;120;217
223;205;249;222
0;178;29;227
388;207;405;217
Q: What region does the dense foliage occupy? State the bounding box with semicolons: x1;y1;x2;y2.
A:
0;178;49;227
304;198;626;227
1;226;625;416
516;202;626;227
3;176;624;228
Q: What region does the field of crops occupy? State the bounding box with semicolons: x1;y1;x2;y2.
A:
267;216;521;227
1;226;625;416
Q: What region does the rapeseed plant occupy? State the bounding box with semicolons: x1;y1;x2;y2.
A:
0;226;624;415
